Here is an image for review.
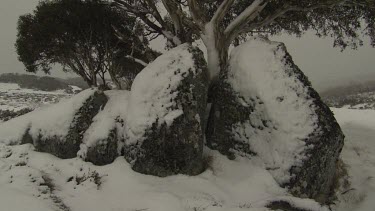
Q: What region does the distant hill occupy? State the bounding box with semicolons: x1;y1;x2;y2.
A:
321;81;375;98
0;73;69;91
0;73;88;122
57;77;90;90
321;81;375;109
0;73;88;92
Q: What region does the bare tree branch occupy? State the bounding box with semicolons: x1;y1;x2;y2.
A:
210;0;235;24
225;0;269;36
161;0;184;44
125;55;148;67
187;0;206;30
145;0;166;26
238;0;348;36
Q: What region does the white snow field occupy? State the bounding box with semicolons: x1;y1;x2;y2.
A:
331;108;375;211
0;82;73;112
0;107;373;211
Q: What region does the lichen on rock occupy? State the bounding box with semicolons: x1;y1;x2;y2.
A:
34;90;108;158
124;44;209;177
206;36;344;202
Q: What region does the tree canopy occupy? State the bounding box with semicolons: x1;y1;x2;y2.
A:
16;0;375;87
115;0;375;79
16;0;153;88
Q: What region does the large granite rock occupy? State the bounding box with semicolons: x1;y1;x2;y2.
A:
206;37;344;202
34;90;108;158
124;44;209;177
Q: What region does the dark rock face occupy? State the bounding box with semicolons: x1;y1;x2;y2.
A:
287;102;344;203
84;128;119;166
279;45;344;203
124;45;209;177
83;116;127;166
20;128;33;145
206;38;344;202
267;201;313;211
206;81;256;160
34;91;108;159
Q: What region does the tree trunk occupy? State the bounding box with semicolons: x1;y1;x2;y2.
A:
108;67;124;90
66;62;94;88
201;24;232;139
100;73;106;86
217;43;229;77
85;78;93;88
91;73;97;87
203;24;230;82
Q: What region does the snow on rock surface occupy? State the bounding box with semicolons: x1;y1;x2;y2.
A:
0;89;108;159
124;43;209;176
0;89;96;145
206;36;344;202
227;37;317;179
1;108;373;211
78;90;130;165
126;44;203;142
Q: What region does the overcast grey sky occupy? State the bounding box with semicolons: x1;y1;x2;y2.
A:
1;0;375;91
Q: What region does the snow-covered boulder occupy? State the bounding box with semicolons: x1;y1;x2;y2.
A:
34;90;107;158
0;89;108;159
124;44;209;176
78;90;130;165
206;37;344;202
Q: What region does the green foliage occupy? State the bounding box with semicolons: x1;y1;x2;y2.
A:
116;0;375;50
201;0;375;49
15;0;150;87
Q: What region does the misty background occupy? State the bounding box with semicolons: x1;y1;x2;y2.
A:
1;0;374;92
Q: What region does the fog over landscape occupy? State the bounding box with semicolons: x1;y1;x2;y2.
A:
1;0;374;92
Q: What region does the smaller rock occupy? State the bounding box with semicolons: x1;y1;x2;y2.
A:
34;91;108;158
267;200;316;211
78;90;130;165
83;128;119;165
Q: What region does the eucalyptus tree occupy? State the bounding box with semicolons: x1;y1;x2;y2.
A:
115;0;375;80
16;0;152;88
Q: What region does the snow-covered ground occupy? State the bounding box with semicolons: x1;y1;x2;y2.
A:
331;108;375;211
0;107;373;211
0;82;72;112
